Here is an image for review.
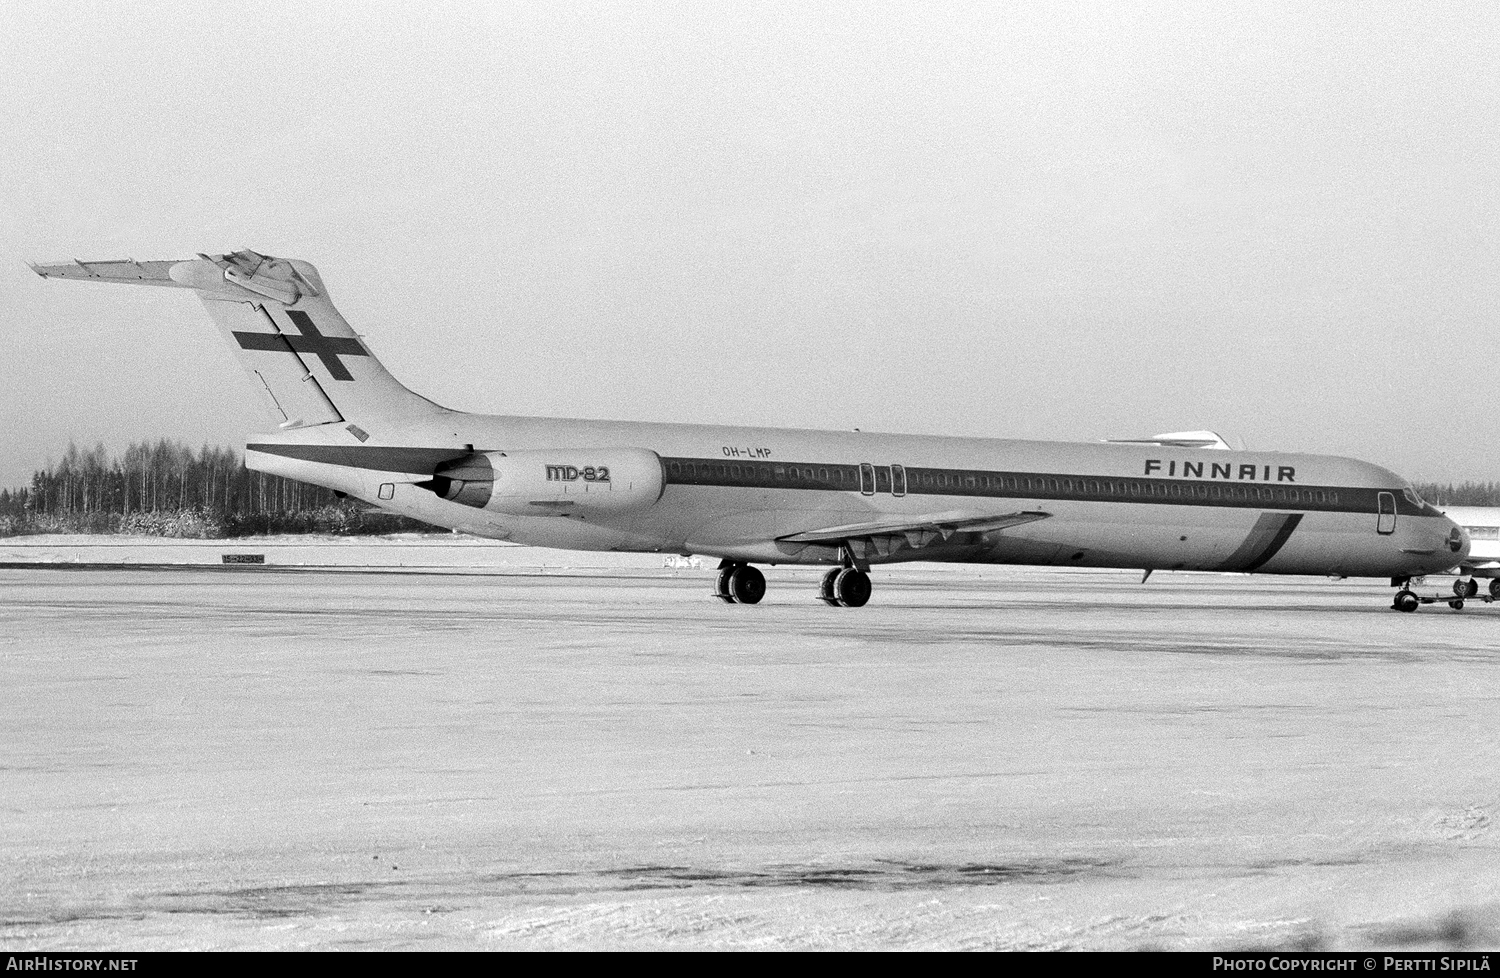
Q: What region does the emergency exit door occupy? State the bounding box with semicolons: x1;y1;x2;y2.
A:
859;463;907;496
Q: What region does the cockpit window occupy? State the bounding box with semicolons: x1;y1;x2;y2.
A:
1402;486;1425;507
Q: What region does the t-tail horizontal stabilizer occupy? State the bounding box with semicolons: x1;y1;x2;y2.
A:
31;250;446;428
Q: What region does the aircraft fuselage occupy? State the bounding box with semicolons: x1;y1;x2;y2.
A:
246;412;1464;581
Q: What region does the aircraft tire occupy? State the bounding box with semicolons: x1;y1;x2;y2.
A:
1393;590;1419;613
729;565;766;605
715;565;737;603
833;568;872;608
1466;579;1481;597
1454;578;1479;598
1450;599;1465;611
1490;579;1500;600
818;568;841;606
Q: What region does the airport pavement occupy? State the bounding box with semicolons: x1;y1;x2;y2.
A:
1;551;1497;950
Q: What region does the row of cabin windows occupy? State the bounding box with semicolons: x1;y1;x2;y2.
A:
668;461;848;483
664;461;1340;506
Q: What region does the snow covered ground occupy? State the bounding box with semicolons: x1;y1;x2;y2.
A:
1;545;1497;950
0;533;669;571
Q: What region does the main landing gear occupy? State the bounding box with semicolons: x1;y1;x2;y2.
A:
819;566;872;607
819;545;873;607
714;560;766;605
713;551;876;607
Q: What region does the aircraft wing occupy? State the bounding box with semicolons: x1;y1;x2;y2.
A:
780;510;1051;553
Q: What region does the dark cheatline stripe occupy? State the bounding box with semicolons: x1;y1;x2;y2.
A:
1217;513;1304;572
246;443;471;472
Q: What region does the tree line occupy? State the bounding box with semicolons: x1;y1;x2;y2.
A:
1413;482;1500;507
0;439;433;538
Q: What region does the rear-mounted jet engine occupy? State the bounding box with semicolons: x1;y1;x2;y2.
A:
418;448;665;516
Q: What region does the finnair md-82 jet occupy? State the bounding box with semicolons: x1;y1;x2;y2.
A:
31;250;1466;611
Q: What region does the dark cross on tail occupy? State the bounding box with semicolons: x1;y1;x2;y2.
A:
232;309;369;381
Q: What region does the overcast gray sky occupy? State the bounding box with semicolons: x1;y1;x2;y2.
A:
2;0;1496;490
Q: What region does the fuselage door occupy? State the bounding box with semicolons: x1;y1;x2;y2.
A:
859;462;875;496
891;464;907;497
1377;491;1396;535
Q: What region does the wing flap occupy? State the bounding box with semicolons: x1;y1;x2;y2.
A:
780;510;1051;545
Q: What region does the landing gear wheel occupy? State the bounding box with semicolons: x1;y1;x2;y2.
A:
1450;599;1466;611
1490;579;1500;600
818;568;841;606
1393;590;1419;613
728;565;766;605
714;565;736;603
1454;578;1479;598
832;568;872;608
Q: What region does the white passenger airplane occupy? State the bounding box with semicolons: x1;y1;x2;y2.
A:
31;250;1467;611
1435;506;1500;599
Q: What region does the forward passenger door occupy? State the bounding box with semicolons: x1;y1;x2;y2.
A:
1377;491;1396;535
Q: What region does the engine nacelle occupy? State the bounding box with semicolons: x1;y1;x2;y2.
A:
420;448;665;516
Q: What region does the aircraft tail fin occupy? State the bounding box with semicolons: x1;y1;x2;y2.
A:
31;251;447;429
